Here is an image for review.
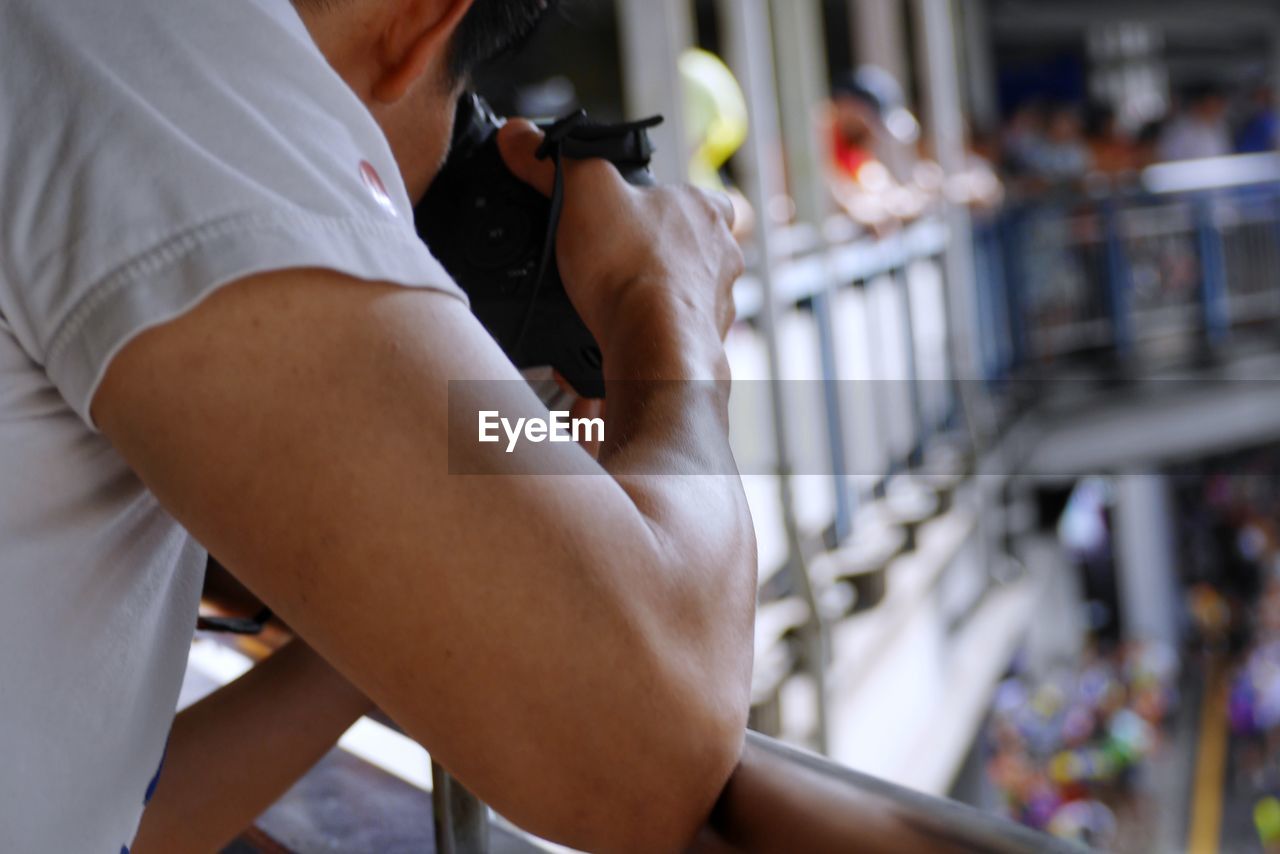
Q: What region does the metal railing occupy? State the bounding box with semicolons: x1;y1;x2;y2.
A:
427;1;1061;851
694;732;1084;854
983;167;1280;379
434;731;1083;853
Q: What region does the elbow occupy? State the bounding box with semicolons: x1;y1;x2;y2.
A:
568;701;748;854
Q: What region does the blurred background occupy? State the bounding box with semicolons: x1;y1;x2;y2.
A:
199;1;1280;851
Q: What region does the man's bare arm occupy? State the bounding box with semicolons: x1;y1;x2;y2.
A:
132;641;371;854
95;148;754;851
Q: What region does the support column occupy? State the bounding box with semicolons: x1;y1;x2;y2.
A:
914;0;981;386
959;0;999;133
772;0;833;225
1113;474;1182;648
849;0;911;92
616;0;694;184
772;0;855;541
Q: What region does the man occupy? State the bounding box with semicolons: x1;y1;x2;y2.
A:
1158;82;1233;163
1236;85;1280;155
0;0;756;851
827;66;927;231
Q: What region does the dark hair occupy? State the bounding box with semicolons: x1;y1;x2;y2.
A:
1083;103;1116;139
1180;80;1225;106
450;0;558;81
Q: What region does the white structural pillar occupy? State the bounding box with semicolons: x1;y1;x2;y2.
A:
771;0;833;225
959;0;999;133
850;0;911;92
719;0;831;754
914;0;981;385
1113;474;1182;648
616;0;695;185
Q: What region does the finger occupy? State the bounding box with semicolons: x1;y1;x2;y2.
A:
497;119;556;198
706;188;736;231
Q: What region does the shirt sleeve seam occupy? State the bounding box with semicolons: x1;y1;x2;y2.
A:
44;209;436;367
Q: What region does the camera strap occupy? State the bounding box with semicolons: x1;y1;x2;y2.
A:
197;607;274;636
512;111;664;371
508;110;588;363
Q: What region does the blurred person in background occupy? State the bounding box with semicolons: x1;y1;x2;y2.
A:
1028;104;1092;185
1133;118;1168;170
1236;84;1280;154
1084;104;1138;177
1158;82;1232;162
948;127;1005;213
826;65;930;232
1000;100;1049;179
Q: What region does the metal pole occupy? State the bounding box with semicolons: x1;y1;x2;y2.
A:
1194;194;1231;352
959;0;1000;133
772;0;855;543
849;0;912;97
914;0;982;387
432;762;490;854
718;0;830;754
616;0;695;185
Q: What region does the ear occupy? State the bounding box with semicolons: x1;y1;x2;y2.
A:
372;0;475;104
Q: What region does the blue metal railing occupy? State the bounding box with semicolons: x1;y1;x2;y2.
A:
979;168;1280;380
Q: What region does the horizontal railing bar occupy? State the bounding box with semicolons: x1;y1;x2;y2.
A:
697;731;1088;854
735;219;949;320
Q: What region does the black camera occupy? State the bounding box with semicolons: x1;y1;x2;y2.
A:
415;93;662;399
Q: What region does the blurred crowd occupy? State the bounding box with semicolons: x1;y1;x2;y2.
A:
1183;466;1280;853
995;82;1280;192
823;70;1280;232
984;642;1179;850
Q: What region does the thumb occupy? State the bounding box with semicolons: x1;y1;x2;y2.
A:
497;119;556;198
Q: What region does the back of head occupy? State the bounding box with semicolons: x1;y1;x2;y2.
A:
831;65;919;145
448;0;559;81
293;0;558;84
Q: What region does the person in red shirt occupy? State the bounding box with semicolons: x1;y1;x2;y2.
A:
826;67;928;231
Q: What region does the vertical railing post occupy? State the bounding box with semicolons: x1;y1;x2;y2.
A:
772;0;855;543
914;0;982;396
1101;198;1135;362
1194;193;1231;352
891;249;928;464
1002;207;1032;371
432;762;490;854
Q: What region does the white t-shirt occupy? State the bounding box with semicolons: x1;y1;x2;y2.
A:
1157;117;1233;163
0;0;464;850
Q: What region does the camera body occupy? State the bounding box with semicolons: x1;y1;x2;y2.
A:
415;93;659;400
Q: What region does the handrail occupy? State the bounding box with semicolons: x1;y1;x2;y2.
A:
983;174;1280;378
692;732;1086;854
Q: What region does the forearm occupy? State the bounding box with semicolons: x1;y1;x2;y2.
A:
132;640;371;854
591;287;757;698
97;273;755;851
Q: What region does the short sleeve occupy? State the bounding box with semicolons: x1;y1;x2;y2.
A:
0;0;465;427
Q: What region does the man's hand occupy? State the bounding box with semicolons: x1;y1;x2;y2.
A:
94;143;756;850
497;120;743;355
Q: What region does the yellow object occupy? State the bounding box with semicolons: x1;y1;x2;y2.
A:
679;48;749;190
1257;797;1280;844
1189;662;1229;854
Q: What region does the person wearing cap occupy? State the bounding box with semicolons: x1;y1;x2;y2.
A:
827;66;930;232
